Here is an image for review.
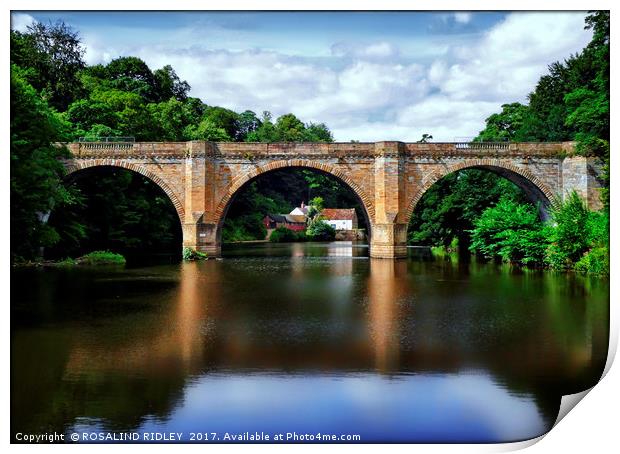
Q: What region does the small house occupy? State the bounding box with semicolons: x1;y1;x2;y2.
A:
263;214;306;232
320;208;358;231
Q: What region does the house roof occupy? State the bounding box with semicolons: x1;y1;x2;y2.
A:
265;214;287;223
321;208;356;221
290;206;310;215
285;214;307;224
265;213;306;224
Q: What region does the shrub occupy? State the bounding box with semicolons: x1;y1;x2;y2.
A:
306;220;336;241
78;250;126;265
269;226;299;243
469;198;547;265
182;247;208;261
545;192;593;269
574;246;609;275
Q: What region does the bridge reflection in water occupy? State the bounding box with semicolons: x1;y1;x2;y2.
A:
11;243;608;442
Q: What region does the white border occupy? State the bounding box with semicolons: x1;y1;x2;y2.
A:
3;1;617;453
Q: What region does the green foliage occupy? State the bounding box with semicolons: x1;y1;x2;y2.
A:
153;65;190;102
466;191;609;273
184;118;231;141
408;169;527;248
10;19;339;261
475;11;609;210
10;21;86;111
10;66;76;262
222;214;268;242
417;133;433;143
246;112;334;143
78;250;126;265
574;246;609;275
306;221;336;241
469;199;548;265
221;168;365;243
182;247;208;261
269;227;304;243
475;103;529;142
47;168;181;259
545;192;596;270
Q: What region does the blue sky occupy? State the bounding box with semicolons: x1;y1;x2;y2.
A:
11;11;592;141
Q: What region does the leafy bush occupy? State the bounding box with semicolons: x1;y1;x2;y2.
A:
78;250;126;265
222;215;267;242
469;198;547;265
545;192;592;270
269;226;300;243
182;247;208;261
574;246;609;275
306;221;336;241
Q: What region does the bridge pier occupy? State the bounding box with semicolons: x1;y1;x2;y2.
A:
182;222;221;257
369;223;408;259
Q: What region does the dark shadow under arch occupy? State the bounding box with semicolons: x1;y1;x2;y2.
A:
50;165;184;260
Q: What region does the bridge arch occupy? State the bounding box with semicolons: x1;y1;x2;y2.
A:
213;159;375;242
63;159;185;224
405;159;557;222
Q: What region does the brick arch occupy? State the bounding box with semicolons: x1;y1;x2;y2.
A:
405;159;557;221
63;159;185;223
213;159;375;230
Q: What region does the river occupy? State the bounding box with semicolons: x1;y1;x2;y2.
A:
11;242;609;443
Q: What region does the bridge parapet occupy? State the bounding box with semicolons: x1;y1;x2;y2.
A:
404;141;575;156
64;140;576;159
65;141;189;158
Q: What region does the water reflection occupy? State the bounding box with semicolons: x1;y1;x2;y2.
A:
11;243;608;442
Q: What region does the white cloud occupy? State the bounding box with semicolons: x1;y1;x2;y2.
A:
75;12;592;142
453;13;472;24
11;13;35;32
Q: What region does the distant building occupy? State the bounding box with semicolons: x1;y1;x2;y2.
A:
289;201;310;216
263;214;306;232
320;208;358;231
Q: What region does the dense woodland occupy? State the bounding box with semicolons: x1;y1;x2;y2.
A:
10;12;609;273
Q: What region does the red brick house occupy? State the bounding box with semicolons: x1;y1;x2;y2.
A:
263;214;306;232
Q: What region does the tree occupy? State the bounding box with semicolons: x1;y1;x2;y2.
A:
148;98;192;141
153;65;190;102
202;107;240;139
184;118;231;141
275;113;305;141
48;168;181;259
236;110;262;141
245;111;279;142
64;98;119;138
476;103;529;141
105;56;156;101
408;169;528;248
303;122;333;142
417;133;433;143
10;66;78;261
10;21;86;110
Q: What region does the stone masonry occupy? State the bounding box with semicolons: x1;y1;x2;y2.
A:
63;141;604;259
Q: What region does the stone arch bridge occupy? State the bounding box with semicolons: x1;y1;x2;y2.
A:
63;141;603;259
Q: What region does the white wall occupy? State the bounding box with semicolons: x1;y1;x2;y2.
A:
322;219;352;230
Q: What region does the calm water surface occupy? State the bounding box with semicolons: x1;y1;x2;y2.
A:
11;243;609;443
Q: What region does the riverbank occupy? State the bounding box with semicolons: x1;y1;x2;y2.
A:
13;251;126;268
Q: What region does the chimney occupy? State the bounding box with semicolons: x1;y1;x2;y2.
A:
301;201;305;209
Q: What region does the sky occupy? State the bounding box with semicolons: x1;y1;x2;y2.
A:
10;11;593;142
